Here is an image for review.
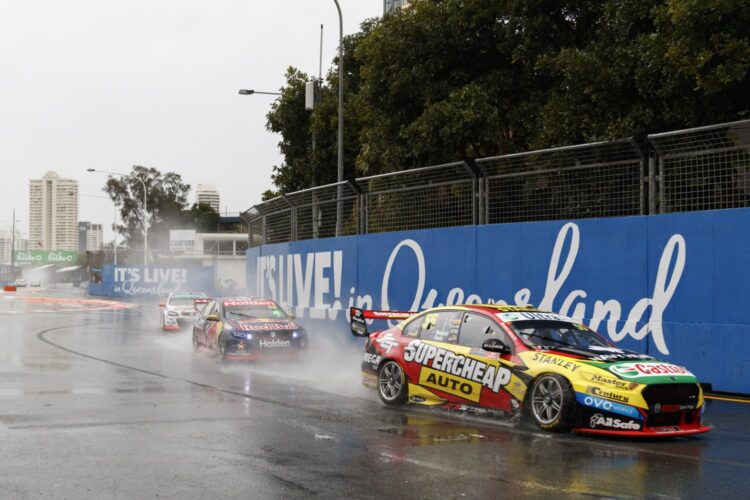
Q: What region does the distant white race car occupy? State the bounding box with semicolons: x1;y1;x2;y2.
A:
160;292;208;331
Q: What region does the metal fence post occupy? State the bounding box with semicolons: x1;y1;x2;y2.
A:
362;191;368;234
648;155;657;215
312;191;319;239
280;195;296;241
261;216;267;245
657;157;665;214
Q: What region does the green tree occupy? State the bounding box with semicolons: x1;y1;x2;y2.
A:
264;0;750;197
265;27;370;197
537;0;750;145
102;166;190;251
187;202;220;233
354;0;602;174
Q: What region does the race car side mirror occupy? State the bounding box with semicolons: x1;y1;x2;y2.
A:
206;314;220;322
159;303;165;308
482;338;510;354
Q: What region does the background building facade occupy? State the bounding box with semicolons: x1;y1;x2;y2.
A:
78;221;103;251
195;184;221;213
86;224;103;251
0;227;28;265
29;171;79;251
384;0;410;14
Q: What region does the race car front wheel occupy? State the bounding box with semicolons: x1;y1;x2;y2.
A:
378;360;408;406
529;374;575;432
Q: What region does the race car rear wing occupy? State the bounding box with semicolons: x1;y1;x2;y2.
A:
193;298;211;311
349;307;415;337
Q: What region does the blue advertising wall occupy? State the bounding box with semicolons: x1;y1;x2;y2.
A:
246;208;750;394
89;265;215;298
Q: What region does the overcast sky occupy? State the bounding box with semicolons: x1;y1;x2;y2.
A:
0;0;382;241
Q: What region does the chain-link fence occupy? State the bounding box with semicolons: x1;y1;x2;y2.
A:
649;120;750;213
359;161;476;234
243;119;750;247
477;139;644;224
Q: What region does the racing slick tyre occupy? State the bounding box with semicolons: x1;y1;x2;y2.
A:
528;373;575;432
192;330;201;352
377;360;408;406
217;334;227;361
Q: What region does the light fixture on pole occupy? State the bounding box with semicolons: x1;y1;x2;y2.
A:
238;89;281;96
86;168;149;266
10;208;18;267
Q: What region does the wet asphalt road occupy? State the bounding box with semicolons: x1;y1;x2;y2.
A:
0;291;749;499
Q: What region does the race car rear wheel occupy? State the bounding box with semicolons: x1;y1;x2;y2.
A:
378;360;408;406
529;374;575;432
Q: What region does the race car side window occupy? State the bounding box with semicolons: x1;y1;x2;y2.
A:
204;301;217;318
402;316;421;338
459;313;513;352
420;310;462;344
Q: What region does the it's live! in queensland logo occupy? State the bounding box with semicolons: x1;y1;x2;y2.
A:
113;267;190;296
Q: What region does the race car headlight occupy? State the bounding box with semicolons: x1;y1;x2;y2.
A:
292;329;306;339
245;333;254;340
167;311;178;317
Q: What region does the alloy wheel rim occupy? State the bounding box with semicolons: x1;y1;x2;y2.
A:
532;377;563;424
379;363;403;400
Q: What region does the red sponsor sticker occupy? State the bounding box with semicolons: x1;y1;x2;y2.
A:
223;299;276;307
633;363;690;375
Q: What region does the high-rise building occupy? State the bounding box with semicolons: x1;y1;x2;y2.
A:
195;184;220;213
0;226;27;265
86;224;103;251
78;221;104;251
384;0;411;14
29;171;79;251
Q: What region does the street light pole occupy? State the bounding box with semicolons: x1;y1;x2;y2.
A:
87;168;148;266
10;208;15;267
333;0;344;237
113;203;118;266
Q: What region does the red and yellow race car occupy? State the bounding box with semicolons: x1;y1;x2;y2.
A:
350;304;711;437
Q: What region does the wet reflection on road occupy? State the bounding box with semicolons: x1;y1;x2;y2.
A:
0;291;747;498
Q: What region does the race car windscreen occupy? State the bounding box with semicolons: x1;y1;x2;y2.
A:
508;320;610;349
224;303;287;320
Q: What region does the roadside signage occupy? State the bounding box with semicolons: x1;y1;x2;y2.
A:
13;250;79;266
169;229;197;251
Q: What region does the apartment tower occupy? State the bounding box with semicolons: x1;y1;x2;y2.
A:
29;171;79;251
195;183;221;213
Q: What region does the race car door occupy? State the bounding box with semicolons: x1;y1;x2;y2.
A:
400;309;471;404
197;300;219;348
456;312;526;413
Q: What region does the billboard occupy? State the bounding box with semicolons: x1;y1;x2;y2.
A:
169;230;198;252
13;250;79;266
247;208;750;394
89;264;214;298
